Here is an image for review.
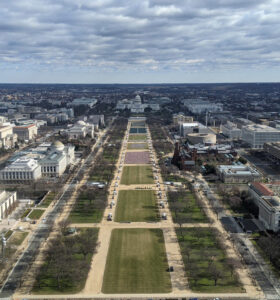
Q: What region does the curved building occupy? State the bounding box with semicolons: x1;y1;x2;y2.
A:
187;133;216;145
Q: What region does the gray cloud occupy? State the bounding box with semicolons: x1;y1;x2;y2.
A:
0;0;279;77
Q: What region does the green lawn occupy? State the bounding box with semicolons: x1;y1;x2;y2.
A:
129;134;147;141
177;228;244;293
121;166;154;185
68;193;104;223
131;122;146;127
29;209;45;220
21;208;31;219
102;229;171;293
169;191;208;223
115;190;158;222
9;231;28;246
4;230;13;240
40;192;56;208
127;143;148;150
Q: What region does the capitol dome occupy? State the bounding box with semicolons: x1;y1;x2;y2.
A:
52;140;65;151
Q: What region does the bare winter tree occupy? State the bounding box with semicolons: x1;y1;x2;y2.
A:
209;263;224;286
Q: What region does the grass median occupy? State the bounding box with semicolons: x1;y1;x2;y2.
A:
29;209;45;220
115;190;158;222
127;143;148;150
129;134;147;141
102;228;171;293
121;165;154;185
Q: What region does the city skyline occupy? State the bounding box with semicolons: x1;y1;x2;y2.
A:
1;0;280;83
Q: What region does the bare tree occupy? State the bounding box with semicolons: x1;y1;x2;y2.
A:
213;205;223;219
209;263;224;286
181;244;192;262
58;219;71;235
226;257;241;278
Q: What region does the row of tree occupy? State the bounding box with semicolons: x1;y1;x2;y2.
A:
34;228;99;291
178;228;242;287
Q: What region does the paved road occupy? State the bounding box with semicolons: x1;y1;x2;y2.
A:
0;131;108;298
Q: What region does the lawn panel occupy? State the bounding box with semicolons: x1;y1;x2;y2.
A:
115;190;158;222
121;166;154;185
102;229;171;293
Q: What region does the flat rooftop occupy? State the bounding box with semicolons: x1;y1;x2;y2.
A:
245;124;280;132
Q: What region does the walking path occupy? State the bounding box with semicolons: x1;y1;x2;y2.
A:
83;121;188;294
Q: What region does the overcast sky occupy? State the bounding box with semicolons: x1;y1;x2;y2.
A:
1;0;280;83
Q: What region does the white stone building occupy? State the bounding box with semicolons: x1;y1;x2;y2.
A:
258;196;280;232
0;158;42;182
248;181;274;206
220;121;241;140
241;124;280;149
66;121;94;139
40;141;75;177
0;141;75;181
13;124;37;141
71;97;97;108
0;125;18;149
183;99;223;114
116;95;160;113
0;190;17;221
180;122;213;137
216;164;261;183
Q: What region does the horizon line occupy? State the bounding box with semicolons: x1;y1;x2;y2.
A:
0;81;280;85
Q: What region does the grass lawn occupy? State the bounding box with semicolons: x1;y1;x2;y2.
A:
177;228;244;293
115;190;158;222
102;229;171;293
163;174;186;183
4;230;13;240
40;192;56;208
129;134;147;141
68;193;104;223
121;166;154;185
131;122;146;127
29;209;45;220
9;231;28;246
21;208;31;219
170;191;208;223
127;142;148;150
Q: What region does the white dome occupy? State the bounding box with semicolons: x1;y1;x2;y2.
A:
52;141;65;151
77;120;86;126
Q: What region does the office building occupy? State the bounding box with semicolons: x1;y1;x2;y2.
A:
173;113;193;125
180;122;213;137
264;142;280;162
220;121;241;140
241;124;280;149
217;164;261;183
